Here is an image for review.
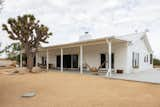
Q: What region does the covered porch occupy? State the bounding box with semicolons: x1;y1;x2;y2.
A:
26;37;128;77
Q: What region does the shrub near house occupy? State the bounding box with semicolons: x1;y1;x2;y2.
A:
153;58;160;68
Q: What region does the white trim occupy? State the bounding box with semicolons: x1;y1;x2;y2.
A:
106;41;112;77
38;37;127;51
36;52;38;67
46;49;49;71
20;51;22;68
80;45;83;74
61;48;63;72
71;55;73;69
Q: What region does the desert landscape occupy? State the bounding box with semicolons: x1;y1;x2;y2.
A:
1;0;160;107
0;69;160;107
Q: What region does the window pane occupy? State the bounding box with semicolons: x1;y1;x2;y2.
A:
72;55;78;68
150;54;153;64
132;52;139;68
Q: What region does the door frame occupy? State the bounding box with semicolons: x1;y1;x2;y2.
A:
56;54;79;68
100;53;114;69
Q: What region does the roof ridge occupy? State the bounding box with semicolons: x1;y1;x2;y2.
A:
117;31;146;37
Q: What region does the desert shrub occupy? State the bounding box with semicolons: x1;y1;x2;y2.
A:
153;58;160;66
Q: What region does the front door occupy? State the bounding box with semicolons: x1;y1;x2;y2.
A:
63;55;71;68
56;55;61;67
42;56;46;65
100;53;114;69
72;55;78;68
101;54;106;68
33;56;36;66
56;54;79;68
111;53;114;69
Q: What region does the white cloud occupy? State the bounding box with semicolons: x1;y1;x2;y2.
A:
0;0;160;58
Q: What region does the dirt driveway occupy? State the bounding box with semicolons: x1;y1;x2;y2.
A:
0;71;160;107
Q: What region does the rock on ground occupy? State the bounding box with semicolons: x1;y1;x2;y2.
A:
32;67;42;73
21;91;36;98
15;67;29;74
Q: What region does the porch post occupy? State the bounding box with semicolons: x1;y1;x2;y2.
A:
80;45;83;74
46;49;49;71
61;48;63;72
36;52;38;67
106;40;112;77
20;51;22;68
71;55;73;69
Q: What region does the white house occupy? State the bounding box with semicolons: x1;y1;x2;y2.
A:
31;31;153;76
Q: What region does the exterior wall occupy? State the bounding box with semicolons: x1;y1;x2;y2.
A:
113;42;128;72
83;42;128;72
37;36;153;73
37;42;128;73
127;38;153;73
83;44;107;68
37;51;46;64
38;48;80;68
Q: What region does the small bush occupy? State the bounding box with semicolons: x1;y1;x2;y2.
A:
153;58;160;66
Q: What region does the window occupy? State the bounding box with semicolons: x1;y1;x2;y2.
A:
56;54;78;68
72;55;78;68
132;52;139;68
150;54;153;64
144;55;149;63
42;56;46;65
144;56;146;63
56;55;61;67
146;55;148;62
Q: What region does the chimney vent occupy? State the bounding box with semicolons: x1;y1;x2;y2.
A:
79;32;92;41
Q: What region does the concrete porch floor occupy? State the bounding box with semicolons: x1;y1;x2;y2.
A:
49;69;160;84
49;69;106;75
111;69;160;84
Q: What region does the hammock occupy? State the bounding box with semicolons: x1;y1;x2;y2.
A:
85;61;106;73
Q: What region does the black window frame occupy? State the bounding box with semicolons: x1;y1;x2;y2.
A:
100;53;114;69
42;56;46;65
146;55;148;63
150;54;153;64
56;54;78;68
132;52;139;68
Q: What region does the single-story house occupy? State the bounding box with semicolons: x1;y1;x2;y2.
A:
23;31;153;76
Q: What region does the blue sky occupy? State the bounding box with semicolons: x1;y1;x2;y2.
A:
0;0;160;58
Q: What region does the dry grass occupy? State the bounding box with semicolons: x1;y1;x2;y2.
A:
0;70;160;107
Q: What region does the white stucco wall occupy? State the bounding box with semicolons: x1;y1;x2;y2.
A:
37;51;45;64
37;34;153;73
113;42;128;72
37;48;80;67
83;44;107;68
127;38;153;73
37;42;128;73
83;42;128;72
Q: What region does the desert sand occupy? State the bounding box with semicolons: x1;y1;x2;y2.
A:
0;70;160;107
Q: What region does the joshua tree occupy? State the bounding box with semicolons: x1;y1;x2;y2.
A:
2;14;52;71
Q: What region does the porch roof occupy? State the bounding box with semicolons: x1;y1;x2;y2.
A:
38;36;128;51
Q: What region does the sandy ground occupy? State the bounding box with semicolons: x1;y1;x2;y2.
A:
0;59;16;67
0;70;160;107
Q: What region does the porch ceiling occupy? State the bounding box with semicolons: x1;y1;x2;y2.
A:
38;37;128;52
